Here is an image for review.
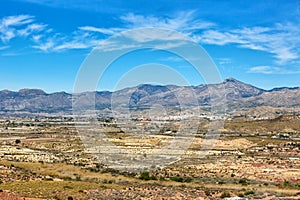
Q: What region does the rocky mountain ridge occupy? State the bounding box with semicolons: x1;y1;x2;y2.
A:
0;78;299;115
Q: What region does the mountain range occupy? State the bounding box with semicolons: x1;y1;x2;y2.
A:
0;78;299;116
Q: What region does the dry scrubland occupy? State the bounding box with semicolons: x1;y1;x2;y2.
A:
0;114;299;199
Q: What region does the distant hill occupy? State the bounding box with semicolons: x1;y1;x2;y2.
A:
0;78;299;115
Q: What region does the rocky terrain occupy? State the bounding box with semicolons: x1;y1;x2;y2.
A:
0;115;299;199
0;78;299;115
0;78;300;199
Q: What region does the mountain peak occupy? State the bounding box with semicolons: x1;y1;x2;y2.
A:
221;77;264;99
0;89;14;94
223;77;240;83
18;88;46;95
136;84;169;94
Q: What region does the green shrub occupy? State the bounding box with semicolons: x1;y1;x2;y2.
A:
237;193;244;197
139;171;157;181
239;178;248;185
244;190;255;195
75;175;81;181
283;180;291;187
170;176;192;183
205;190;211;196
221;191;230;198
63;185;73;189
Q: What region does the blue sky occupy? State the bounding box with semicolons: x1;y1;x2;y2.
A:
0;0;300;92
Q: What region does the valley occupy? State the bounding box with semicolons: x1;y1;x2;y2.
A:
0;114;299;199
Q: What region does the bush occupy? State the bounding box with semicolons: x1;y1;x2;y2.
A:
205;190;211;196
170;176;192;183
221;191;230;198
170;177;183;182
139;171;157;181
15;139;21;144
283;180;291;187
75;175;81;181
239;178;248;185
63;185;73;189
244;190;255;195
237;193;244;197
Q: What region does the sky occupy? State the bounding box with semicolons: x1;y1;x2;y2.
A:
0;0;300;93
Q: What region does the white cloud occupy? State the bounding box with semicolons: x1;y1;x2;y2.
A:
121;11;214;33
97;42;141;52
0;12;299;68
160;56;184;62
32;39;54;51
32;30;104;52
196;30;245;45
18;23;46;36
217;58;232;65
0;15;45;43
153;41;189;49
76;11;212;49
53;40;98;51
1;30;15;42
79;26;122;35
248;65;300;74
197;23;300;64
121;28;190;43
32;34;42;42
1;15;34;27
34;11;206;52
0;45;9;50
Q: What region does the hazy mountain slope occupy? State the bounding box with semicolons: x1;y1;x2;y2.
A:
0;78;299;115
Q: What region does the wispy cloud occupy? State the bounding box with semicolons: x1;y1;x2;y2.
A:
1;15;34;27
197;23;300;64
0;15;36;42
78;26;122;35
216;58;232;65
32;30;103;52
121;11;214;32
31;11;209;52
32;39;55;51
248;65;300;74
18;23;47;37
1;11;300;68
160;56;184;62
0;45;10;50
